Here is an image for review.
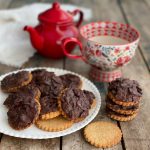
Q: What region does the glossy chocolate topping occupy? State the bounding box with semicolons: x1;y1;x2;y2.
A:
7;97;39;129
106;96;139;110
83;90;95;105
40;96;58;115
61;88;91;120
31;69;55;85
4;85;40;109
60;74;81;88
108;78;142;102
38;75;64;98
1;71;31;90
31;69;63;98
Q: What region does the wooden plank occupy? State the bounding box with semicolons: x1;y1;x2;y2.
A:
120;49;150;150
1;135;60;150
113;1;150;149
144;0;150;8
0;0;62;150
119;0;150;70
0;0;14;143
62;0;124;150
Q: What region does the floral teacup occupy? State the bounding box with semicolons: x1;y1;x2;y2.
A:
62;21;140;82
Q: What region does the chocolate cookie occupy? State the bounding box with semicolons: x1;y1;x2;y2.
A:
60;73;82;89
39;96;60;120
38;76;63;98
31;69;55;85
31;69;63;98
58;88;92;122
83;90;96;107
7;96;40;130
4;85;41;109
106;107;137;121
1;71;32;93
108;78;142;106
106;96;139;115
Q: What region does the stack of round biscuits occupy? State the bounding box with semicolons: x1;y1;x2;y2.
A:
1;69;96;131
106;78;142;121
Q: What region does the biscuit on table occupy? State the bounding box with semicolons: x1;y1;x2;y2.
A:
106;96;139;115
107;107;137;121
108;78;142;107
108;92;140;107
1;71;32;93
35;116;73;132
84;121;122;148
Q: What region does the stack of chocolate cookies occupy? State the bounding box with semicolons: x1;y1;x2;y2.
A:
106;78;142;121
1;69;96;131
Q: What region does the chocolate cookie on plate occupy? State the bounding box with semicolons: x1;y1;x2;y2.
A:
1;71;32;93
60;73;82;89
4;85;41;109
7;96;41;130
83;90;96;109
38;74;64;98
39;96;60;120
58;88;94;122
31;69;55;85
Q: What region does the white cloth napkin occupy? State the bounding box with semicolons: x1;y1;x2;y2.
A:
0;3;92;67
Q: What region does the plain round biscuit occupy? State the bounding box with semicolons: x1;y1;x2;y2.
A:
35;116;73;132
107;112;137;121
40;111;61;120
84;121;122;148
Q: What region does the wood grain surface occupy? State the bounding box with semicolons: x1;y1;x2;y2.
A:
0;0;149;150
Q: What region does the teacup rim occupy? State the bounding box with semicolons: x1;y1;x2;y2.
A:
79;21;140;46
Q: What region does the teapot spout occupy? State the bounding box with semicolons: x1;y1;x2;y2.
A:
24;26;44;51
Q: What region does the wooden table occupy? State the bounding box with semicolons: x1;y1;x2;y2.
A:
0;0;150;149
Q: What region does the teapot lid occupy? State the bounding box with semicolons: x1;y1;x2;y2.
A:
38;2;73;24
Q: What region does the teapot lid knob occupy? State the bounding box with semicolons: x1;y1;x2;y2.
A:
52;2;60;9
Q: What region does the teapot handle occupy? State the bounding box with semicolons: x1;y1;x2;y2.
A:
70;9;83;27
62;37;83;59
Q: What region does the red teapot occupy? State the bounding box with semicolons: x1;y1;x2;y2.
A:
24;2;83;58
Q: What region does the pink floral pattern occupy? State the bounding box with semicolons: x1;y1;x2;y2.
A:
81;22;140;71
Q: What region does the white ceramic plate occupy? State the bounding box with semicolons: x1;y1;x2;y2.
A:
0;67;101;139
